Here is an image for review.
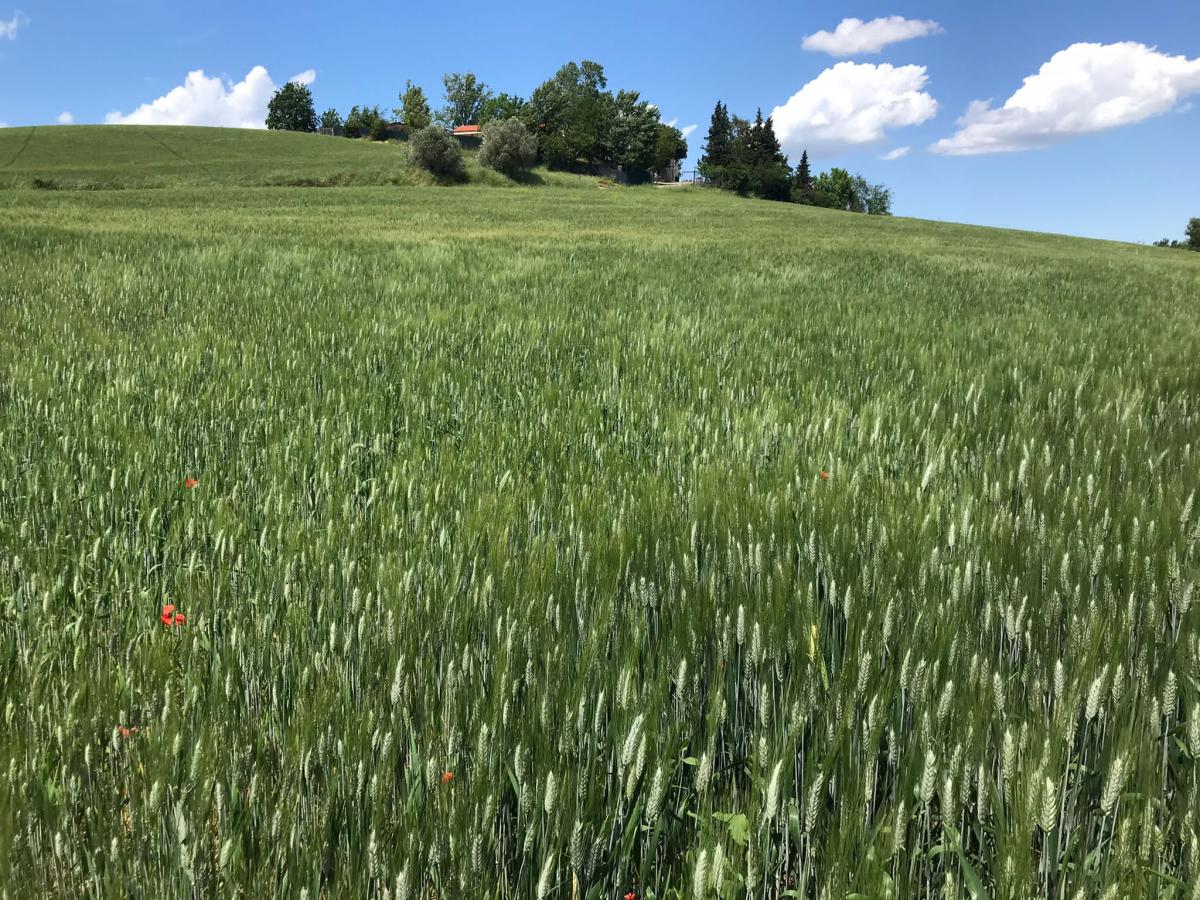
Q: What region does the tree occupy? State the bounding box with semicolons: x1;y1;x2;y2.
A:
699;101;733;177
607;89;660;171
747;110;786;167
480;93;526;123
652;124;688;176
344;105;385;139
794;151;813;191
395;81;432;130
814;168;857;210
793;150;814;203
409;125;465;179
319;108;342;132
266;82;317;132
478;118;538;175
526;60;611;167
1188;217;1200;251
439;72;492;127
852;174;892;215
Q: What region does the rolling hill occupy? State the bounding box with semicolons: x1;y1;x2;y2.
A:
0;123;595;189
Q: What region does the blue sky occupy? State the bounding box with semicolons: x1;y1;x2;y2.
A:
2;0;1198;242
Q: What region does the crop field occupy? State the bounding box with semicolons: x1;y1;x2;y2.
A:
2;129;1200;899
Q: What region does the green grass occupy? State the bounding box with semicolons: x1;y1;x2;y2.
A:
1;132;1200;899
0;125;597;189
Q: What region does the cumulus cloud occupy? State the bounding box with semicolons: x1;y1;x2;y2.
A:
288;69;316;86
931;42;1200;155
1;9;28;40
56;111;73;125
880;146;910;160
802;16;943;56
106;65;313;128
681;124;697;138
771;62;938;156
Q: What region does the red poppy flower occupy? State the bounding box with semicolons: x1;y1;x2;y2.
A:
625;892;637;900
184;478;199;489
160;604;186;627
820;470;829;480
441;771;455;785
118;726;136;738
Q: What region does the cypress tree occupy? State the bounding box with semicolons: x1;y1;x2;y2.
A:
700;101;733;172
747;108;767;164
760;115;786;165
795;150;813;191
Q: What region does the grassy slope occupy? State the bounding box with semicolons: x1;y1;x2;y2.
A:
2;134;1200;897
0;124;595;189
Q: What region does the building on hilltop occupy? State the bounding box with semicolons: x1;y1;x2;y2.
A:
451;124;483;149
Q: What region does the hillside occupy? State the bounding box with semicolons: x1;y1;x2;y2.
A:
2;128;1200;897
0;124;596;189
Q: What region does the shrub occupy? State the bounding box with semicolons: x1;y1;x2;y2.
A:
409;126;465;179
369;117;389;142
478;118;537;176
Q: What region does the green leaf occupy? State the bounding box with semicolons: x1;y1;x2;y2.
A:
944;825;987;900
712;811;750;846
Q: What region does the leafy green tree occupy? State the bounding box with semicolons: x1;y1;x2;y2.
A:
699;101;733;177
265;82;317;132
526;60;611;167
344;105;385;139
1188;217;1200;251
652;124;688;175
479;93;526;123
852;175;892;215
439;72;492;127
814;168;857;210
318;108;342;131
728;115;753;165
607;89;660;170
478;118;538;175
395;81;432;131
409;125;465;179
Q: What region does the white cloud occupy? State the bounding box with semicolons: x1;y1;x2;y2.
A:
288;69;316;86
802;16;943;57
681;124;697;138
771;62;938;157
0;121;8;128
1;10;28;40
56;111;73;125
664;117;678;127
106;65;313;128
932;42;1200;155
881;146;910;160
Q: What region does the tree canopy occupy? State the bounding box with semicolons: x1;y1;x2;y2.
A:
653;124;688;175
265;82;317;132
526;60;612;167
439;72;491;127
395;81;432;130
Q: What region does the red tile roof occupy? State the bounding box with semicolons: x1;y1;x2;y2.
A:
452;124;482;134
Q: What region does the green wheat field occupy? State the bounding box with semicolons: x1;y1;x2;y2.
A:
2;125;1200;899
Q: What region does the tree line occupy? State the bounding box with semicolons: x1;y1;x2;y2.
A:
265;63;689;179
1153;218;1200;251
264;70;894;209
697;101;892;214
